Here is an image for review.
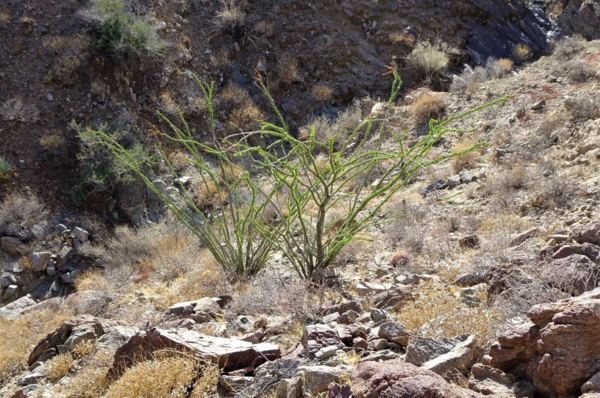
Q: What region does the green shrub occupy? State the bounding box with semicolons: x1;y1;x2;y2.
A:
0;156;11;180
91;0;163;56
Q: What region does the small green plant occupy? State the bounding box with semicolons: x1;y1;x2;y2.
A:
0;156;11;180
244;71;507;278
91;0;163;56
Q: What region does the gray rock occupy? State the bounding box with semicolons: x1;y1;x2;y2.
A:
353;337;369;350
0;295;36;319
54;224;68;234
370;308;388;322
315;345;339;360
337;310;359;324
295;365;351;397
369;338;388;351
423;335;479;376
322;312;340;324
582;371;600;393
56;246;72;267
1;236;27;255
459;170;472;184
406;335;472;366
301;324;345;359
378;322;412;346
17;372;44;386
60;272;75;284
355;281;388;296
46;264;56;276
64;324;100;351
30;252;51;272
276;377;302;398
73;227;89;242
1;284;18;300
239;331;264;344
358;349;400;363
219;375;254;392
447;175;461;187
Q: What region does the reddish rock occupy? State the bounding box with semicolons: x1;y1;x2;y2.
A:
484;287;600;396
373;285;412;309
351;360;485;398
108;328;280;379
390;250;410;267
541;254;600;296
571;221;600;245
328;382;352;398
301;324;345;359
485;263;532;297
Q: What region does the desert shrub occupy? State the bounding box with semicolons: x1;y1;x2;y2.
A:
529;174;577;210
565;60;596;83
386;199;428;255
46;354;74;381
487;58;514;79
0;193;47;238
87;74;278;276
565;97;600;122
212;0;246;37
451;138;481;173
411;93;446;122
90;0;163;56
512;43;531;61
250;71;506;278
227;100;261;133
311;83;334;101
278;54;299;84
299;100;362;151
253;21;274;37
451;57;513;92
0;156;11;180
105;354;219;398
52;366;109;398
0;97;39;122
40;130;66;148
552;34;586;59
406;40;451;80
69;121;158;204
0;309;72;384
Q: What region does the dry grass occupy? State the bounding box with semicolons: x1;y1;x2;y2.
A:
552;34;586;59
213;0;246;35
220;82;250;107
411;93;446;123
0;309;72;383
40;130;66;148
105;354;219;398
406;41;450;79
397;284;500;346
512;43;531;61
227;101;261;132
167;151;189;172
253;21;274;37
389;32;415;46
72;340;97;359
0;97;40;122
46;353;74;381
278;54;299;84
311;83;333;101
0;192;47;237
451;138;481;173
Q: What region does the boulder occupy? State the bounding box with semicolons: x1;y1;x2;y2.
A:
30;252;51;272
351;360;486;398
28;316;104;366
372;285;412;309
56;246;72;267
301;324;345;359
355;281;388;296
320;300;362;316
422;335;480;376
541;254;600;295
378;322;412;346
63;290;111;315
0;296;36;320
327;383;352;398
406;334;472;366
572;220;600;245
219;375;254;392
468;363;532;398
0;236;27;255
296;365;351;397
108;328;280;378
484;288;600;396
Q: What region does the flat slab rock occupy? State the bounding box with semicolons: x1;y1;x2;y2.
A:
108;327;280;378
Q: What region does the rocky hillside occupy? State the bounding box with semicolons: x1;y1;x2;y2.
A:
1;0;600;397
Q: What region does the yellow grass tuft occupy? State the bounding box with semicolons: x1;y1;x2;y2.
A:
411;93;446;123
311;83;333;101
46;353;73;381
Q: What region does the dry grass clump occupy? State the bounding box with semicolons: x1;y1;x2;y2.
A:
552;34;586;59
212;0;246;35
228;101;262;132
386;199;428;255
105;354;219;398
220;82;250;107
253;21;274;37
72;340;97;359
565;97;600;122
565;60;596;83
512;43;531;61
389;32;416;46
0;97;40;122
451;57;513;92
0;192;47;237
528;174;577;210
40;130;66;148
46;353;74;381
53;366;110;398
278;54;299;84
451;138;481;173
0;309;72;383
398;284;499;346
411;93;446;123
300;100;362;150
311;83;334;101
167;151;189;172
406;41;451;80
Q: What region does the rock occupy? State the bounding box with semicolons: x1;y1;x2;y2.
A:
582;372;600;394
276;377;302;398
296;365;351;397
378;322;412;346
468;363;532;398
484;287;600;396
572;221;600;245
20;297;63;315
337;310;359;324
54;224;68;234
301;324;346;359
1;284;18;301
190;297;222;323
73;227;89;242
328;382;352;398
406;335;472;366
63;290;111;315
240;331;264;344
28;317;104;366
459;170;472;184
219;375;254;392
509;228;538;247
454;271;486;287
541;254;600;296
335;324;366;346
56;246;72;267
419;179;447;196
459;235;480;250
17;372;44;386
1;236;27;255
315;346;339;360
422;335;479;376
369;338;388;351
372;285;412;309
108;328;280;378
370;308;387;322
355;281;388;296
30;252;51;272
46;265;56;276
485;263;532;297
353;337;369;350
358;349;399;363
64;323;101;351
351;360;485;398
447;175;461;187
531;99;546;110
322;312;340;324
321;300;362;316
389;250;410;267
0;295;36;319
